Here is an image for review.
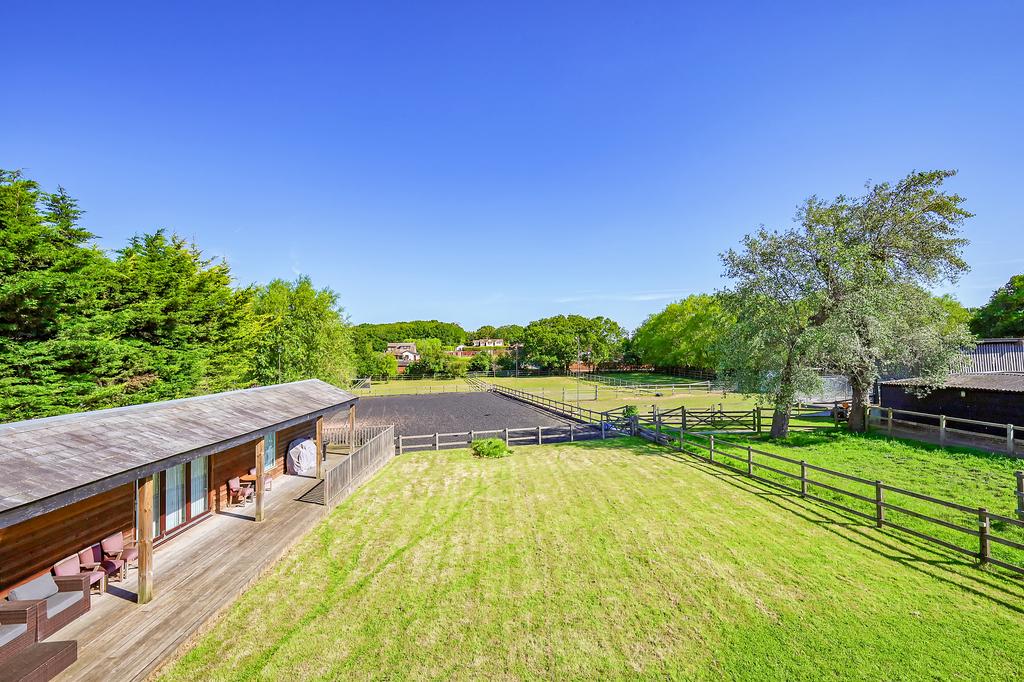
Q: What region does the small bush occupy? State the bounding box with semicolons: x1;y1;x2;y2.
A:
623;405;639;417
472;438;512;458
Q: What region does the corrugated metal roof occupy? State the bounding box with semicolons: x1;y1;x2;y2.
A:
960;338;1024;373
0;380;355;523
881;373;1024;393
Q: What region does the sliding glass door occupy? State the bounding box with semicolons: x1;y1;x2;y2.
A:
164;464;186;531
190;455;208;517
263;432;276;472
143;457;211;541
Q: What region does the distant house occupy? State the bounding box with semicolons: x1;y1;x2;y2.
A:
471;338;504;348
386;343;420;373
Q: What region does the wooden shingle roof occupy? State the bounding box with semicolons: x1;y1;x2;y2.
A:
0;380;356;528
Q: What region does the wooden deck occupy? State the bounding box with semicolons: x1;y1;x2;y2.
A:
52;473;327;681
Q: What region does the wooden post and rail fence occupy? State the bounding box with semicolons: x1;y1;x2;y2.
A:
864;405;1021;456
626;421;1024;577
324;379;1024;573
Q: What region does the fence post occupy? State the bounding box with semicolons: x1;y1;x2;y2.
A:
886;408;893;437
709;434;715;462
1007;424;1015;455
800;461;807;497
470;430;475;444
978;508;990;564
746;446;753;476
875;481;884;528
601;419;606;439
537;426;542;444
595;385;599;400
833;401;839;427
681;406;687;432
562;387;565;402
434;433;439;451
398;435;404;456
504;428;509;445
570;424;575;442
1017;471;1024;521
939;415;947;447
756;409;762;434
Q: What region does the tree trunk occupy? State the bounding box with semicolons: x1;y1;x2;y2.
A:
770;405;791;437
848;377;872;433
770;349;797;438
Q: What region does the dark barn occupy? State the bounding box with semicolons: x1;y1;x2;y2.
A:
879;373;1024;441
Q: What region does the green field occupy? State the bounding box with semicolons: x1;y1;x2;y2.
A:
351;377;471;396
590;371;708;384
160;440;1024;680
682;429;1024;569
488;375;754;412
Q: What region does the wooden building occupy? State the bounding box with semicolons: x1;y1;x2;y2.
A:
878;373;1024;439
0;379;356;605
959;338;1024;373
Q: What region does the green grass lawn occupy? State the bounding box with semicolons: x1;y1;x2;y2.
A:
353;377;471;396
591;371;706;384
683;429;1024;570
489;376;754;413
159;440;1024;681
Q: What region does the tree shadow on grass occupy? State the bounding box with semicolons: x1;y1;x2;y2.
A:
580;437;1024;613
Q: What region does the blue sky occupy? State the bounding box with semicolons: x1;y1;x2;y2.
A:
3;2;1022;330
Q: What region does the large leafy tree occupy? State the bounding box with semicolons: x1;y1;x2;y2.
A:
720;170;973;436
0;171;110;417
971;275;1024;338
522;315;625;372
719;229;825;437
799;170;972;431
494;324;525;345
251;277;355;386
1;170;361;420
88;230;261;405
631;294;732;371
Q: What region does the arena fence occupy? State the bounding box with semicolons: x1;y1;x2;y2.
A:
397;422;626;454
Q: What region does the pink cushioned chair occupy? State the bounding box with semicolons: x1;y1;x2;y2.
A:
228;477;254;507
78;544;124;584
101;533;139;575
53;554;105;596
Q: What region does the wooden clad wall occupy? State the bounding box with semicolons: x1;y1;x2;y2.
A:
209;419;315;510
211;440;258;513
0;484;135;598
275;421;316;476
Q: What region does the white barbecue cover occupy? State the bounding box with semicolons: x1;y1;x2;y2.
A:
287;437;317;476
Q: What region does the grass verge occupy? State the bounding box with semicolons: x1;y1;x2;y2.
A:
159;440;1024;680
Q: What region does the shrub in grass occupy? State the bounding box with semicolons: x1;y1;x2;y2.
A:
623;405;639;417
472;438;512;458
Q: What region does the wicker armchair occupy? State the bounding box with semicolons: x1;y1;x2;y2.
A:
0;601;37;667
7;573;90;640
